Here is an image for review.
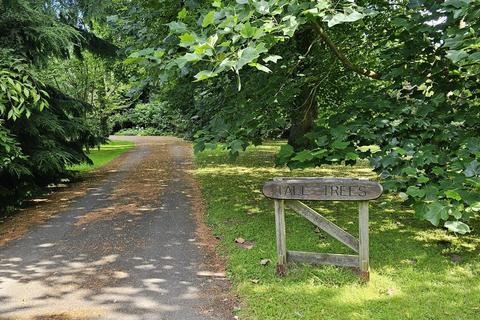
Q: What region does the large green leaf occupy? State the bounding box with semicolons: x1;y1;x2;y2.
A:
444;220;470;234
202;11;216;28
236;47;261;70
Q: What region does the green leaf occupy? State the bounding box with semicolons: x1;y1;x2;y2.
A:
417;176;429;183
236;47;261;70
292;150;315;162
254;0;269;14
177;8;187;20
240;22;257;38
276;144;294;163
403;167;417;176
263;55;282;63
393;147;407;155
432;166;444;176
325;11;365;27
219;41;231;47
470;202;480;212
312;149;327;157
406;186;425;198
193;70;218;81
249;63;271;73
424;202;449;226
202;11;216;28
399;192;409;201
444;190;462;201
444;221;470;234
167;21;188;34
443;0;470;9
175;53;201;68
281;15;299;37
216;58;236;73
229;139;244;154
345;152;359;160
332;140;349;150
464;160;480;177
179;33;196;45
446;49;469;63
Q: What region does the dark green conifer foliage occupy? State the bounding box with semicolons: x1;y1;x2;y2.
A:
0;0;114;210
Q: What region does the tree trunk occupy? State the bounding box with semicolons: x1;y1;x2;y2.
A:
287;25;319;150
288;85;318;150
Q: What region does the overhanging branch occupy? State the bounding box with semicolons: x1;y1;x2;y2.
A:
312;21;380;80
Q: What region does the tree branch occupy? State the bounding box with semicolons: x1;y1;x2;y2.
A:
312;21;380;80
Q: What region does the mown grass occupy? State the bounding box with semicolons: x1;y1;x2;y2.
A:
68;140;134;172
194;142;480;320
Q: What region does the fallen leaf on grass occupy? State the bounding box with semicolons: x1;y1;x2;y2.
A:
235;237;255;249
250;279;259;284
235;237;245;244
260;259;271;266
236;241;255;250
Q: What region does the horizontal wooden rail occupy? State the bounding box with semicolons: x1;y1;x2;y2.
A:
287;250;359;268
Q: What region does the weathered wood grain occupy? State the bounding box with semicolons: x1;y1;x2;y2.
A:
262;177;382;201
285;200;359;253
274;199;287;274
358;201;369;280
287;250;359;267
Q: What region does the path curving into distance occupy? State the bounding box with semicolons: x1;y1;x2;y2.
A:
0;136;233;320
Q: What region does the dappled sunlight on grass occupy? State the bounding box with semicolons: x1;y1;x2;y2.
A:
194;141;480;320
68;140;134;172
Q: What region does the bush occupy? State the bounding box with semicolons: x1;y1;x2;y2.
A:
109;101;189;136
116;127;165;136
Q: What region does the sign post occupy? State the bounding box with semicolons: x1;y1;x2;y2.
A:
262;177;382;281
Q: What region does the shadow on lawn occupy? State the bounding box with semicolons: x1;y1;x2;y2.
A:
195;146;480;281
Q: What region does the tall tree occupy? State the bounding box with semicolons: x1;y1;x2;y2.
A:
0;0;118;210
122;0;480;233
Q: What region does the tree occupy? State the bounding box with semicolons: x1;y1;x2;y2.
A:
0;0;118;210
122;0;480;233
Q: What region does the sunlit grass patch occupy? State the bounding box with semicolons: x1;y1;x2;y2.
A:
194;141;480;320
68;140;134;172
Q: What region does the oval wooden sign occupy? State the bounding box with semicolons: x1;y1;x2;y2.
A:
262;178;383;201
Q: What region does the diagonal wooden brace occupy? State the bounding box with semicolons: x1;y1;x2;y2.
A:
285;200;359;253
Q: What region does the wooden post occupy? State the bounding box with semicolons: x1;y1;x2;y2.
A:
274;199;287;276
358;201;369;282
263;177;381;281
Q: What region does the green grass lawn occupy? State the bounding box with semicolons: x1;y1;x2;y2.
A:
68;140;134;172
194;142;480;320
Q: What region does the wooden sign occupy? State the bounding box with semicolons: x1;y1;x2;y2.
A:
262;178;382;201
263;177;383;282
